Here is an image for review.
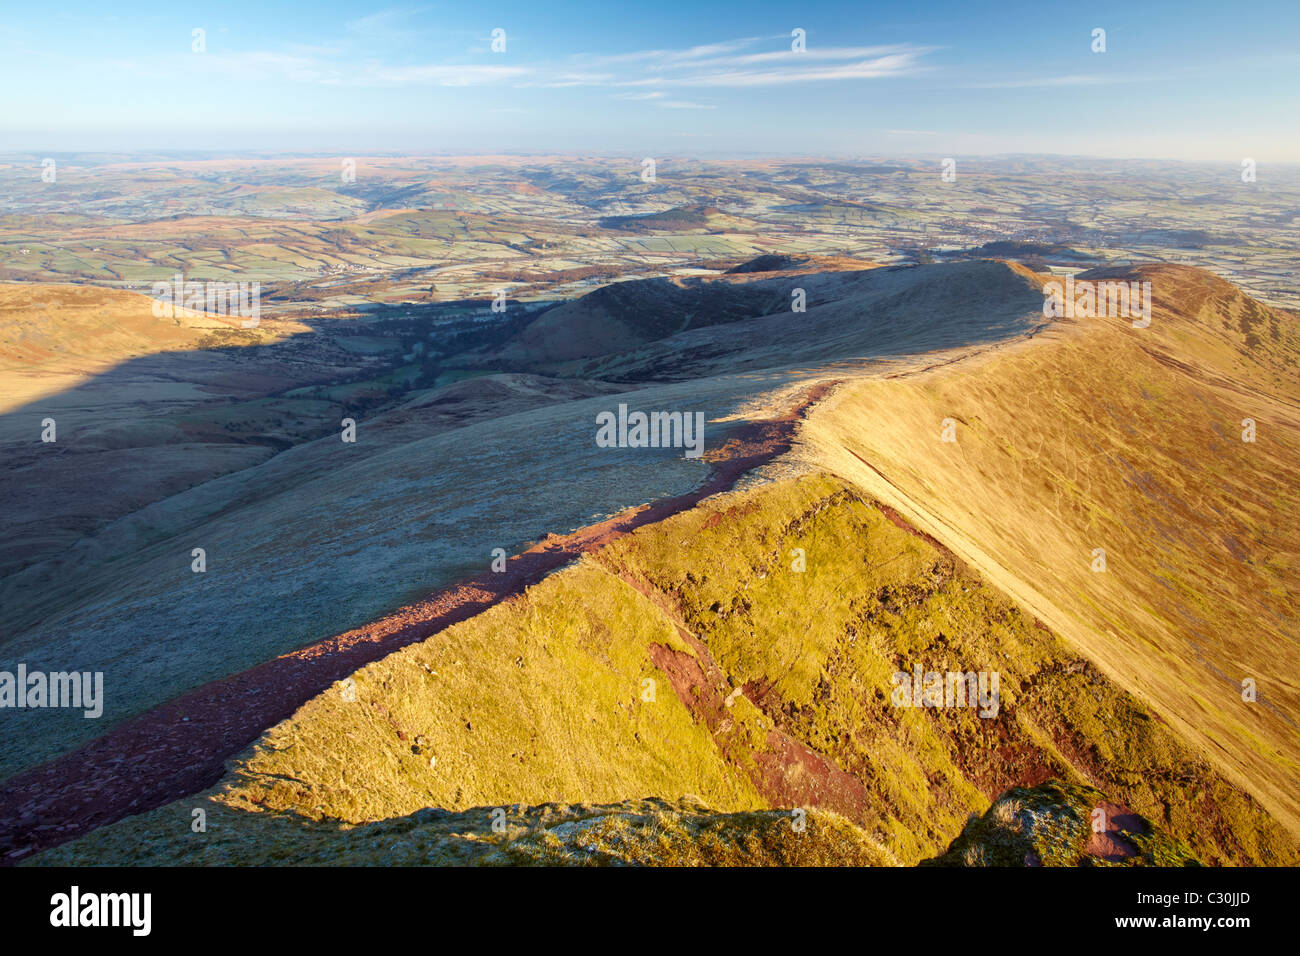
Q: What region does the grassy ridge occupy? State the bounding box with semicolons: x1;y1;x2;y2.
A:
36;473;1295;865
28;796;895;867
798;264;1300;838
218;558;766;822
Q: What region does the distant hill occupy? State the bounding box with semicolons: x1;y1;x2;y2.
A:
1131;228;1223;249
938;240;1097;263
484;259;1046;378
597;203;756;233
724;253;811;273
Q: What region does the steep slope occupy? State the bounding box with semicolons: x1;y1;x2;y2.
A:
797;263;1300;837
0;261;1044;781
34;473;1295;866
9;260;1298;868
489;259;1047;379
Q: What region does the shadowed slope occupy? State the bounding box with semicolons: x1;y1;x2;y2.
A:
0;261;1044;782
489;259;1047;378
0;382;832;861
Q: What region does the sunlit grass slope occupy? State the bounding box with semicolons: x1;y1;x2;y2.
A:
0;281;269;388
38;473;1295;866
798;264;1300;838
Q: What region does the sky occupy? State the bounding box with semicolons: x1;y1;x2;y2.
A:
2;0;1298;160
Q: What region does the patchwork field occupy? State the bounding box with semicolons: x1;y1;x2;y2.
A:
4;154;1298;310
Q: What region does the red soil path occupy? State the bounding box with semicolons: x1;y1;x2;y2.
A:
0;381;837;864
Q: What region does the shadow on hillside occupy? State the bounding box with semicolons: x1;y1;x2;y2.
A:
0;260;1050;849
0;296;554;587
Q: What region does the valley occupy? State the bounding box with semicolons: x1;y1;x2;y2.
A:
0;155;1297;869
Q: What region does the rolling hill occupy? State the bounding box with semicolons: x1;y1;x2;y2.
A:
6;256;1298;866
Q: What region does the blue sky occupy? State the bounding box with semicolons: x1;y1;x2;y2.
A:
3;0;1298;159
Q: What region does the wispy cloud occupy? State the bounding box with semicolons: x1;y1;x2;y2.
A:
345;7;435;39
578;38;764;67
965;74;1135;89
661;39;763;61
528;71;616;88
344;63;531;86
99;34;935;92
128;52;529;87
658;45;919;69
586;41;932;88
636;50;931;87
614;90;714;109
